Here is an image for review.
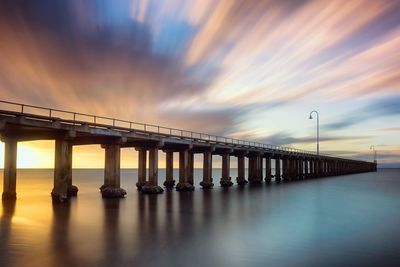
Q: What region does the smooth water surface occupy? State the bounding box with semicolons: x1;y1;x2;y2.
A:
1;169;400;267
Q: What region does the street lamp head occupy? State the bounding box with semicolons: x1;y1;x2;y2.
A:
309;114;313;119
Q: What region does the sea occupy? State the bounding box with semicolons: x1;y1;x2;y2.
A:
1;169;400;267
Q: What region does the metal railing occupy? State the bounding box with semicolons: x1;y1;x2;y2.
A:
0;99;365;161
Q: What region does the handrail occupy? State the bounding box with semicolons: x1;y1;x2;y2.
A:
0;99;369;162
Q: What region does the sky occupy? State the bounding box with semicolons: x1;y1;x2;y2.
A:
0;0;399;168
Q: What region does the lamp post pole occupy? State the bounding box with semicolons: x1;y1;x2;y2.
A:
370;145;377;163
309;110;319;155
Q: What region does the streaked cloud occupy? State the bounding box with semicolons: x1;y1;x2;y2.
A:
0;0;399;167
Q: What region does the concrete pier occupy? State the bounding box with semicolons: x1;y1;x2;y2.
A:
236;155;248;185
136;148;147;190
2;138;17;200
163;151;175;188
176;149;194;191
0;100;377;200
220;153;233;187
200;150;214;188
100;144;126;198
141;147;163;194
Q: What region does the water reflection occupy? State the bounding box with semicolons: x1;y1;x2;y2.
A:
0;200;16;267
102;199;121;267
1;170;400;267
50;200;74;266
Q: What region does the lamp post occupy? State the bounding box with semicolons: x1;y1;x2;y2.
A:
370;145;377;163
309;110;319;155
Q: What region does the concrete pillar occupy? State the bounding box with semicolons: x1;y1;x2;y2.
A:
220;153;233;186
136;148;147;190
304;159;309;178
236;155;248;185
250;156;256;182
2;138;17;200
188;152;194;185
163;151;175;188
142;147;163;194
176;149;194;191
299;158;304;179
66;143;78;197
312;160;316;177
291;158;296;180
286;158;293;181
258;157;264;182
250;155;262;184
265;157;272;182
248;156;255;182
100;144;126;198
281;158;287;180
51;139;71;202
275;158;281;182
200;151;214;188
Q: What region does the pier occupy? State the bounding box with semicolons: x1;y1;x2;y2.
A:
0;100;377;202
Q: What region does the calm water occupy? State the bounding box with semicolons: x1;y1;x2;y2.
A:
1;169;400;267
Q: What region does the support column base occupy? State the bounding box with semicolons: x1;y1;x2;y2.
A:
176;182;195;191
163;180;176;189
2;191;16;200
220;177;233;187
136;181;146;191
51;191;68;203
275;177;281;183
236;177;248;185
100;186;127;198
200;181;214;189
141;184;164;194
67;185;79;197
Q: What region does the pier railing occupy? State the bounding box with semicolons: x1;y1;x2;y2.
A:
0;99;359;161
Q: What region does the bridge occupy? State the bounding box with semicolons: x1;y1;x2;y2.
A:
0;100;377;202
